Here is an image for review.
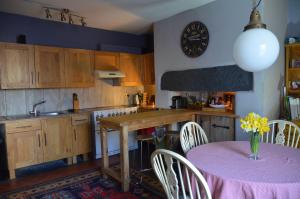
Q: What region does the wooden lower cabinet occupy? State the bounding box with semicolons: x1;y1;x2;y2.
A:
71;114;92;161
5;119;43;179
41;117;73;162
5;116;88;179
198;115;235;142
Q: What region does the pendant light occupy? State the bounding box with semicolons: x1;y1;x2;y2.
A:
233;0;279;72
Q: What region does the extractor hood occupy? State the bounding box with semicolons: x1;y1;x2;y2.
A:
96;70;125;78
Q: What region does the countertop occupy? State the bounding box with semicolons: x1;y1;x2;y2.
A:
0;105;137;123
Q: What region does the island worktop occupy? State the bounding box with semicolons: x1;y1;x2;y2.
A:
99;109;198;131
97;108;197;192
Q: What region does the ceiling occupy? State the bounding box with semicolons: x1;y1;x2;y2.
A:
0;0;215;35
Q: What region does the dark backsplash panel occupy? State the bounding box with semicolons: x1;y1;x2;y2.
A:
161;65;253;92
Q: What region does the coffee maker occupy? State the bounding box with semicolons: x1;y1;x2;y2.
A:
170;96;187;109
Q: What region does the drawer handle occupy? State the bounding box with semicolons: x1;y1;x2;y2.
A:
75;119;88;122
212;124;230;129
16;125;32;129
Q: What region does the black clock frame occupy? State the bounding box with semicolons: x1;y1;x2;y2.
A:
181;21;209;58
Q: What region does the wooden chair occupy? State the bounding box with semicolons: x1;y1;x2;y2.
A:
262;120;300;148
151;149;212;199
180;122;208;154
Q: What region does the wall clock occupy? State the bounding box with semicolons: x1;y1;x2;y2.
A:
181;21;209;58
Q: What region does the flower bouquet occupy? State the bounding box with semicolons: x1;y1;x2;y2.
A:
240;112;270;160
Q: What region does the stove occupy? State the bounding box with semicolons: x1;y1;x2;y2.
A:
92;106;138;159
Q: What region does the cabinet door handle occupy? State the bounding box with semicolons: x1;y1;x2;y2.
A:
16;125;32;129
31;72;34;85
212;124;230;129
44;133;47;146
74;129;77;141
37;72;40;83
38;134;41;147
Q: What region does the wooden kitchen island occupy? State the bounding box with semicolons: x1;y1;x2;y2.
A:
98;109;197;191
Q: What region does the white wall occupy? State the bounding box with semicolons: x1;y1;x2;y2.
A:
154;0;288;140
287;0;300;38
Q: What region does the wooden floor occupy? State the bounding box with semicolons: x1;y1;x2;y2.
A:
0;156;120;193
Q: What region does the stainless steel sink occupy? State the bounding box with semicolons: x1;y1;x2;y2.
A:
38;111;65;116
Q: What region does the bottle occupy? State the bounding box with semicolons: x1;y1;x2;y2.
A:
73;93;80;110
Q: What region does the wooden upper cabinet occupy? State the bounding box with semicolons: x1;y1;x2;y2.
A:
65;49;95;88
34;45;65;88
119;53;142;86
141;53;155;85
0;43;34;89
95;51;120;70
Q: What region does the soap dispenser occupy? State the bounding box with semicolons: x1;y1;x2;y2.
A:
73;93;80;110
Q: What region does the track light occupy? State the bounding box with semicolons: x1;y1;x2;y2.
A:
45;8;52;19
69;15;73;24
43;7;87;26
60;12;66;22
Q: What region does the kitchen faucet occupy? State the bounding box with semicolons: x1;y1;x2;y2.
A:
29;100;46;116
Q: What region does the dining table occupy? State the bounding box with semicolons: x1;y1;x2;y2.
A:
186;141;300;199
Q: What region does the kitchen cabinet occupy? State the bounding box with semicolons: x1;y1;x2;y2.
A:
41;117;73;162
197;115;235;142
71;114;91;162
65;49;95;87
95;51;120;70
0;43;34;89
34;45;65;88
5;119;42;179
141;53;155;85
119;53;142;86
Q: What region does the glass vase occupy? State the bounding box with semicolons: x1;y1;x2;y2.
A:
249;132;260;160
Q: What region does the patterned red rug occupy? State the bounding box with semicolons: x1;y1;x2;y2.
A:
0;169;164;199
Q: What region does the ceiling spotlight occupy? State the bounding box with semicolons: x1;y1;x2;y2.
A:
69;15;73;24
80;17;86;26
45;8;52;19
60;12;66;22
81;17;87;27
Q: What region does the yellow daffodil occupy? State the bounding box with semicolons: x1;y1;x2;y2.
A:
240;112;270;135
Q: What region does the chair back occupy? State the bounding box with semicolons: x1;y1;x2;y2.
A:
180;122;208;153
151;149;212;199
264;120;300;148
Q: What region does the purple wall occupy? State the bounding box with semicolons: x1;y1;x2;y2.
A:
0;12;153;54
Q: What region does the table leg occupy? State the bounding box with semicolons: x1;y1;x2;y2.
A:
100;127;108;177
192;114;196;122
120;126;130;191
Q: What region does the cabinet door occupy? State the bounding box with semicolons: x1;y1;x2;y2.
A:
141;53;155;85
42;117;73;162
0;43;34;89
34;45;65;88
95;51;120;70
210;116;234;142
72;114;91;155
65;49;95;87
6;130;43;169
197;116;211;142
119;53;142;86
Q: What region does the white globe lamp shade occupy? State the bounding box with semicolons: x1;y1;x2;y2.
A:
233;28;279;72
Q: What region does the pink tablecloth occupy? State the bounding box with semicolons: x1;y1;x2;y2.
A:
186;141;300;199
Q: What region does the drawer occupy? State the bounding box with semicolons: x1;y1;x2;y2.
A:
71;114;90;126
6;119;41;133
